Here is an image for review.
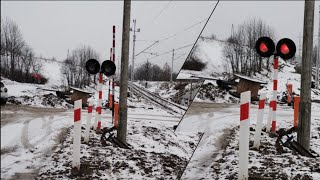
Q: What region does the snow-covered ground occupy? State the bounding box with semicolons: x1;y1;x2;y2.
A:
177;102;320;179
1;74;201;179
174;37;320;179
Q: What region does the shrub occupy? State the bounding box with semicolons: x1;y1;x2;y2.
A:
181;56;207;71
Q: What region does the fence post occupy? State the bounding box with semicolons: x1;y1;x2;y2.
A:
266;102;272;133
294;96;300;128
114;102;119;128
253;93;266;149
73;99;82;170
239;91;250;180
84;101;93;143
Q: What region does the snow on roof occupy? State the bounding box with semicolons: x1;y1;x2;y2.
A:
70;86;94;94
234;74;267;84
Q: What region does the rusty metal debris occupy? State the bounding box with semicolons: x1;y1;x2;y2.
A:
275;127;317;158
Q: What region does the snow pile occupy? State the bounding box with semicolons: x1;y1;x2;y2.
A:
41;60;63;86
136;81;180;100
37;120;202;179
177;39;228;80
194;80;239;104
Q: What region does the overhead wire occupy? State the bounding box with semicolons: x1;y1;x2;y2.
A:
176;0;220;76
151;1;173;24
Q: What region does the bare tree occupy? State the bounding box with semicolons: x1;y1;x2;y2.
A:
61;45;99;88
223;18;276;76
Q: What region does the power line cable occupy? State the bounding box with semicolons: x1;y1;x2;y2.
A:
134;40;159;57
176;0;220;76
147;43;194;61
151;1;173;24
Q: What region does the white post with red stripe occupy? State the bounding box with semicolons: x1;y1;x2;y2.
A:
266;103;272;132
97;73;103;130
239;91;250;180
84;100;93;143
253;93;266;149
94;107;98;130
73;99;82;170
271;57;278;133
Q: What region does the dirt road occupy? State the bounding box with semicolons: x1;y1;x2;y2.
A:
1;104;67;127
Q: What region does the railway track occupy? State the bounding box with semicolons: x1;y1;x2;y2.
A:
312;67;320;80
129;82;187;115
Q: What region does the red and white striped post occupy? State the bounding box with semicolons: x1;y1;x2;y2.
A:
94;107;98;130
239;91;250;180
112;25;116;123
271;57;279;133
73;99;82;170
97;73;103;130
84;100;93;143
253;93;266;149
108;48;112;103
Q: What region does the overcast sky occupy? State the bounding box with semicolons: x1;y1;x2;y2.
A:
1;1;319;74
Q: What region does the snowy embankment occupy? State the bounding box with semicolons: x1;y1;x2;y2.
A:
177;39;228;80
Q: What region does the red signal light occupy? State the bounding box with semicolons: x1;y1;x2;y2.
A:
259;42;268;53
280;44;289;55
255;37;275;57
276;38;296;60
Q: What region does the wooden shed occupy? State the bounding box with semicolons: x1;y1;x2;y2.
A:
70;87;94;106
232;74;267;100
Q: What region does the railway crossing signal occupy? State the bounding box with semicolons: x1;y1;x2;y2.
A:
85;59;116;76
255;37;296;134
255;37;296;60
276;38;296;60
255;37;275;58
86;59;100;74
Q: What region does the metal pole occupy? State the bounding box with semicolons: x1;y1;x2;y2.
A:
108;48;112;107
171;49;174;82
297;0;315;150
131;19;137;82
112;26;116;125
117;0;131;144
316;5;320;88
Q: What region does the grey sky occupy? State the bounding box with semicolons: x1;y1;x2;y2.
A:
1;1;214;73
1;1;319;74
202;1;320;52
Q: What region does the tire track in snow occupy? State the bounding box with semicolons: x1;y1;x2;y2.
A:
181;113;239;179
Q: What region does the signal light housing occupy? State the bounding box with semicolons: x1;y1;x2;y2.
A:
86;59;100;74
276;38;296;60
255;37;275;58
101;60;116;77
85;59;116;77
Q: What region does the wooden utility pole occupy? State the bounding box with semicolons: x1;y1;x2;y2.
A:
316;5;320;88
297;0;315;150
117;0;131;144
